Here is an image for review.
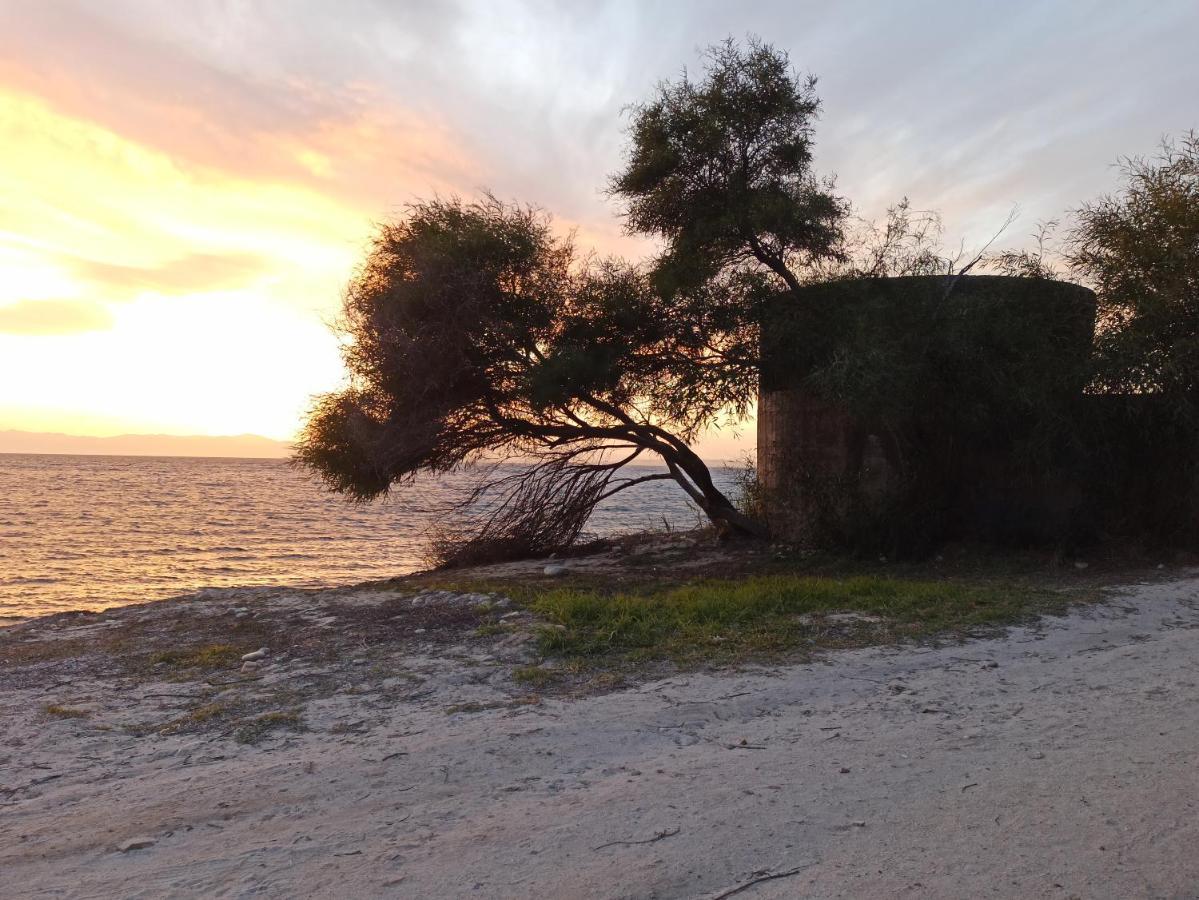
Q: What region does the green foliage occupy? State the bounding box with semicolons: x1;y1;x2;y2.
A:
611;36;846;297
1069;132;1199;408
296;193;767;544
531;574;1059;663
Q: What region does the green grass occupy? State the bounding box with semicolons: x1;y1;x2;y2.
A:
529;574;1069;664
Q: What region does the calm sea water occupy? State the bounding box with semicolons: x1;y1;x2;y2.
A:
0;454;731;620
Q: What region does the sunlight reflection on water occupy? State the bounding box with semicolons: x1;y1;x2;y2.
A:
0;454;731;619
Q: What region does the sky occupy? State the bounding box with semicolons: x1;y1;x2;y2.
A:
1;0;1197;459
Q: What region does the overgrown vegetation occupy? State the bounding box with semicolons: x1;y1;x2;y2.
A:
763;275;1097;554
528;574;1067;665
756;132;1199;555
1074;131;1199;408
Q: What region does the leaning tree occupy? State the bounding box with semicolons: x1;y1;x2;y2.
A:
298;39;846;558
296;196;766;551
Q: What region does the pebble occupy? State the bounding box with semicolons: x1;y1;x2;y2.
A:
543;564;570;577
839;766;851;774
117;837;157;852
241;648;269;662
240;661;261;673
1074;561;1089;570
1028;750;1045;760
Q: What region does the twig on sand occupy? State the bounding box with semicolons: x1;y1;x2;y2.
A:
705;862;816;899
592;826;681;851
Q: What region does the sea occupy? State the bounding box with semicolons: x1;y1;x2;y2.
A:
0;454;735;621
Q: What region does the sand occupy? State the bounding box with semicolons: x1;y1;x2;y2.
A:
2;573;1198;898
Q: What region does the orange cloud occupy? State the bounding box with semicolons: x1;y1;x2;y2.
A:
0;299;113;335
70;252;268;295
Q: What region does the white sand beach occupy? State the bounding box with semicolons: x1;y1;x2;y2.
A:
2;569;1197;898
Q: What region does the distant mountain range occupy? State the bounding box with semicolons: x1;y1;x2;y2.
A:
0;430;292;459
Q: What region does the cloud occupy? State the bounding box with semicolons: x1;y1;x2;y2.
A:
70;252;268;295
0;2;482;210
0;299;113;335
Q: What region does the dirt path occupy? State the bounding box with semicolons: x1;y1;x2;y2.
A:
2;575;1197;898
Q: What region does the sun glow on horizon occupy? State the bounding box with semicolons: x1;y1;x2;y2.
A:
0;83;660;445
0;87;377;440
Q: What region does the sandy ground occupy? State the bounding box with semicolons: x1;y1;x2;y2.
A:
2;573;1198;899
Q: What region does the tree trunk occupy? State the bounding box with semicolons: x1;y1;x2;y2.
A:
665;446;770;539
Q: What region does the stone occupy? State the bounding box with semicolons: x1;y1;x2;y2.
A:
1074;561;1089;570
240;661;261;673
543;564;570;577
117;836;156;852
1028;750;1045;760
241;648;269;662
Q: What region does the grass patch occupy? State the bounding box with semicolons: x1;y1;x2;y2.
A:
234;710;305;745
43;703;89;719
149;643;243;671
530;574;1071;664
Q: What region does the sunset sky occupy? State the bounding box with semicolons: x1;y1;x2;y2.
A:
2;1;1197;458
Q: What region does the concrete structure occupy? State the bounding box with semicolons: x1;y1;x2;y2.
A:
757;275;1096;546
